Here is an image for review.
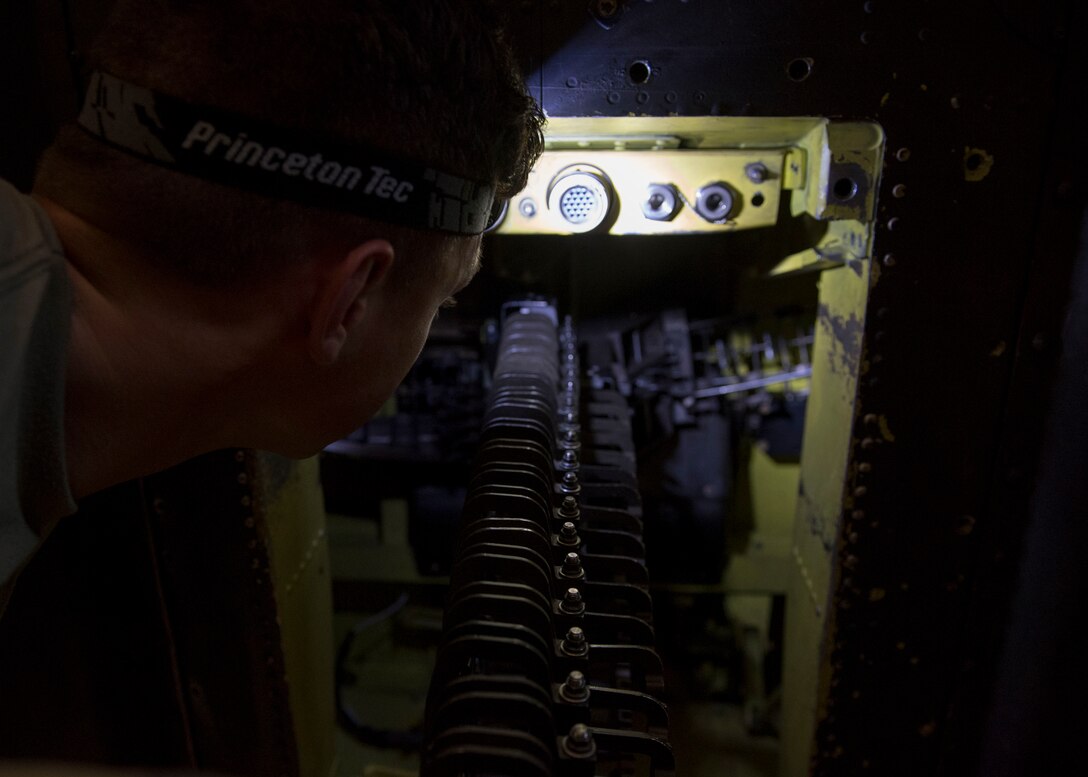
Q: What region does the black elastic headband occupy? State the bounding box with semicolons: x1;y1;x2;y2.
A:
77;71;501;235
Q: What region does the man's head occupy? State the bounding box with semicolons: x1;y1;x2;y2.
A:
35;0;544;455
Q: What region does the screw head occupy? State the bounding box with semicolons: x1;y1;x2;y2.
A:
558;521;580;547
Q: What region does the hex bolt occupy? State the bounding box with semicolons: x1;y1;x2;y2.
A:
562;626;589;656
561;670;590;702
558;496;581;520
561;552;585;580
745;162;769;183
558;521;581;546
560;471;582;495
561;586;585;614
563;723;596;758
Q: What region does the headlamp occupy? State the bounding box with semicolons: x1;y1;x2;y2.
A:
77;71;501;236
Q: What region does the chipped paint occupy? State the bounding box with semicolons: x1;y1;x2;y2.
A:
964;147;994;182
798;478;837;551
818;302;864;378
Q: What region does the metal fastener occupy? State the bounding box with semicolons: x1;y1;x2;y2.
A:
745;162;769;183
561;586;585;614
558;521;580;547
560;552;585;580
560;670;590;703
558;495;580;520
562;723;596;758
562;626;589;656
560;471;582;495
558;449;580;471
518;198;537;218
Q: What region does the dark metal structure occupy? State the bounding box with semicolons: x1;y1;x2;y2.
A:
421;301;672;776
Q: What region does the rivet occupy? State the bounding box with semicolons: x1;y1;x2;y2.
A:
892;184;907;198
852;509;866;520
895;147;911;162
858;462;872;473
882;253;897;267
886;216;901;230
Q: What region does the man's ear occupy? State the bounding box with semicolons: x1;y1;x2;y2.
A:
308;239;394;366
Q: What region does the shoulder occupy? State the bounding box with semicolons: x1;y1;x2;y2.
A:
0;178;67;294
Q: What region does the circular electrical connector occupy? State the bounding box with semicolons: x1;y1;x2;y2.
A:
641;183;680;221
547;166;613;233
695;182;736;223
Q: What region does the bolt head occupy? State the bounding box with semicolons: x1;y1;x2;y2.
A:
566;670;587;691
562;722;596;758
745;162;769;183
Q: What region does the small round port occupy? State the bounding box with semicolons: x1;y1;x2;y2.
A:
641;183;680;221
547;166;613;233
695;182;736;223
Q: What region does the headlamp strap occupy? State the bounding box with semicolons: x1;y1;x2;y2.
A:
77;71;497;235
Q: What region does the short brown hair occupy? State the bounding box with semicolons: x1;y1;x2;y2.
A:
35;0;544;286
